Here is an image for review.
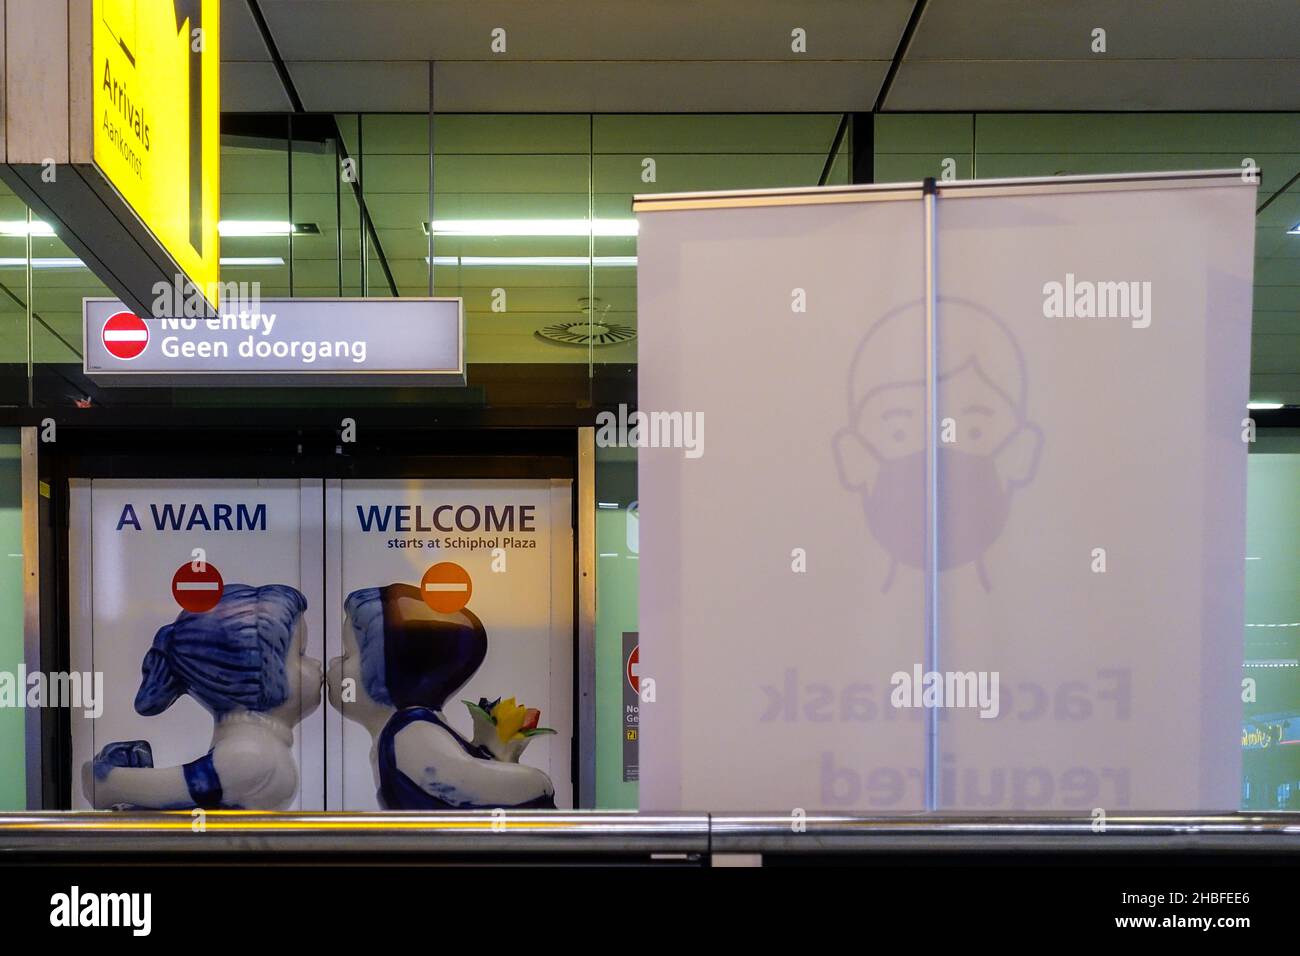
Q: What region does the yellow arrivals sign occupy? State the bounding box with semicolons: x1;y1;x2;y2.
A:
92;0;220;302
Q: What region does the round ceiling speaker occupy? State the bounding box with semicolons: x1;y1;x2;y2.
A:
535;320;637;347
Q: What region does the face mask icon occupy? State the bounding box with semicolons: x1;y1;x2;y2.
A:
833;299;1043;591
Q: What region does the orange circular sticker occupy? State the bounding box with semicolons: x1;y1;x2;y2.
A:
420;562;472;613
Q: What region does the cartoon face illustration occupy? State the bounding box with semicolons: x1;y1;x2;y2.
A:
833;298;1043;588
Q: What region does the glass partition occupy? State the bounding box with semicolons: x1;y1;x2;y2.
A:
1242;451;1300;809
875;112;1300;408
28;228;113;408
0;428;23;810
0;198;28;407
220;115;291;298
432;114;592;368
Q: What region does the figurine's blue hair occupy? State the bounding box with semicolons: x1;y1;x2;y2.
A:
343;585;485;710
135;583;308;716
343;587;392;707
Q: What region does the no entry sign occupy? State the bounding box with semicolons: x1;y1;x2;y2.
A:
83;297;466;386
101;311;150;360
626;643;640;695
172;562;224;613
420;562;472;613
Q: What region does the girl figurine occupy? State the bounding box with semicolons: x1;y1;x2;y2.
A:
330;581;557;810
83;583;322;810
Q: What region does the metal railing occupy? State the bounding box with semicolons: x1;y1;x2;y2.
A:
1;811;1298;859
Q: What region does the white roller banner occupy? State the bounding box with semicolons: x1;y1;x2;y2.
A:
635;173;1255;812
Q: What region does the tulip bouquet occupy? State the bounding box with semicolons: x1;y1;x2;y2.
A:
464;696;556;763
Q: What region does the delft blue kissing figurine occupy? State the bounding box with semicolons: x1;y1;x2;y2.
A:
83;584;322;810
329;582;556;810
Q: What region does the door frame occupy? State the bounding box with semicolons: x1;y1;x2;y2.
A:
35;423;597;809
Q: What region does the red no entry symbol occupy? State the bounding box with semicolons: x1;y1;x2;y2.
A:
102;311;149;360
626;644;640;695
172;562;224;613
421;562;472;613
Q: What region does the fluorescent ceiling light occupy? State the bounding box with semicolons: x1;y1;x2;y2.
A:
0;255;287;269
1247;402;1284;410
0;257;83;269
425;219;638;237
219;256;286;266
428;255;636;268
218;220;319;236
5;219;320;239
0;220;56;237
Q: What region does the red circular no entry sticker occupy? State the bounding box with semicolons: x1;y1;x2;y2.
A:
420;562;472;614
102;311;150;360
626;644;640;695
172;562;224;613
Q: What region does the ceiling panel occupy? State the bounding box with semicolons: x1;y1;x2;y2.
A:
286;60;888;113
219;0;272;60
231;1;1300;112
434;61;885;113
290;62;432;113
886;60;1300;111
890;0;1300;110
907;0;1300;59
258;0;913;61
222;61;294;112
593;114;840;153
224;1;906;112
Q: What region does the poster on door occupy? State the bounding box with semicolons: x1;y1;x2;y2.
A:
69;479;325;810
327;479;574;810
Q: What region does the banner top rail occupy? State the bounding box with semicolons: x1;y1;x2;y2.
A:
632;169;1253;213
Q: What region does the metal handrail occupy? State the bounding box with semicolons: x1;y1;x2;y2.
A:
1;811;1298;857
0;811;709;856
710;812;1300;853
